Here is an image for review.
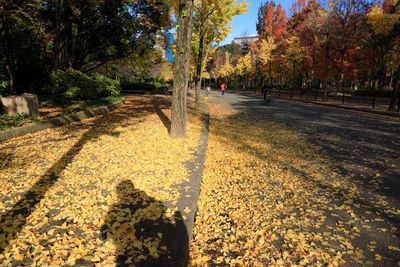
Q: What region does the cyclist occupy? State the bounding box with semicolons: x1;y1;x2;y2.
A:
263;82;272;104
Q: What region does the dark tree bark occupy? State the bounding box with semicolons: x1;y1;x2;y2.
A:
388;68;400;112
194;31;204;108
170;0;194;138
53;0;64;71
194;32;213;108
322;43;330;101
269;60;273;86
3;18;17;95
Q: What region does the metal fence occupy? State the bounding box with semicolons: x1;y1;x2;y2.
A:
272;89;400;112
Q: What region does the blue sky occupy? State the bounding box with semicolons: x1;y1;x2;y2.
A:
220;0;293;45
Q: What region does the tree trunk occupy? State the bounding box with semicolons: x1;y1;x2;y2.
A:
292;61;296;89
269;60;272;85
323;43;329;101
378;71;385;90
194;30;205;108
3;18;17;95
195;78;202;108
5;60;16;95
53;0;64;71
388;69;400;112
170;0;194;138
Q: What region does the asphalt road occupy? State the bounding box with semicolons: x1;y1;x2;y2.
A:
208;90;400;266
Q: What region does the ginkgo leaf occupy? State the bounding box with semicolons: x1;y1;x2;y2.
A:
190;101;397;266
0;96;203;266
388;246;400;252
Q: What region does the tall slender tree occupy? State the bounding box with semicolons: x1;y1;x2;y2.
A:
258;1;286;84
367;0;400;111
170;0;194;138
0;0;41;94
191;0;247;108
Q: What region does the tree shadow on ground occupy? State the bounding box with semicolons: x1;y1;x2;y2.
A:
151;95;200;134
229;94;400;204
207;94;400;264
209;110;400;263
0;96;175;256
101;180;188;267
0;96;168;167
0;114;121;254
152;97;171;133
0;150;14;169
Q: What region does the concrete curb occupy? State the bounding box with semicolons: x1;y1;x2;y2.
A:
185;99;210;240
175;98;210;265
0;101;123;142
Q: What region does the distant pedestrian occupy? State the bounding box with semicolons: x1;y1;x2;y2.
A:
220;83;226;96
206;85;211;95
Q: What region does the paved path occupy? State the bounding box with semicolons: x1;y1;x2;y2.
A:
208;91;400;265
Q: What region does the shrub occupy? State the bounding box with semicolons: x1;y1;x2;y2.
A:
0;113;33;130
0;80;8;90
158;84;172;95
63;86;81;99
120;81;156;92
120;80;172;94
92;73;121;97
51;69;120;100
0;80;9;97
51;69;95;99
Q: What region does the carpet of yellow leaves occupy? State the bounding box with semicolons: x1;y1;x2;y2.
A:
190;103;400;266
0;96;202;266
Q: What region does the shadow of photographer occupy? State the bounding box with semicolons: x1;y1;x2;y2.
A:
101;180;189;267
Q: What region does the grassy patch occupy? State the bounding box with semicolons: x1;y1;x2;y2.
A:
0;113;36;131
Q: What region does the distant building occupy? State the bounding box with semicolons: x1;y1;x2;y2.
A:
232;36;259;46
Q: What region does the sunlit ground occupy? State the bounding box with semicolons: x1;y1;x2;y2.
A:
190;101;400;266
0;96;202;266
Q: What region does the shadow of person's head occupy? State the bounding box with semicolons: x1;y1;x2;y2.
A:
102;180;189;267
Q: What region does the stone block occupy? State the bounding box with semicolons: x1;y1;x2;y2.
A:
0;93;39;116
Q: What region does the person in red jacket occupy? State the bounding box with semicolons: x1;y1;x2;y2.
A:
220;83;226;96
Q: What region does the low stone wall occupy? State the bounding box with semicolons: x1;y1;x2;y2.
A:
1;93;39;116
0;102;122;142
